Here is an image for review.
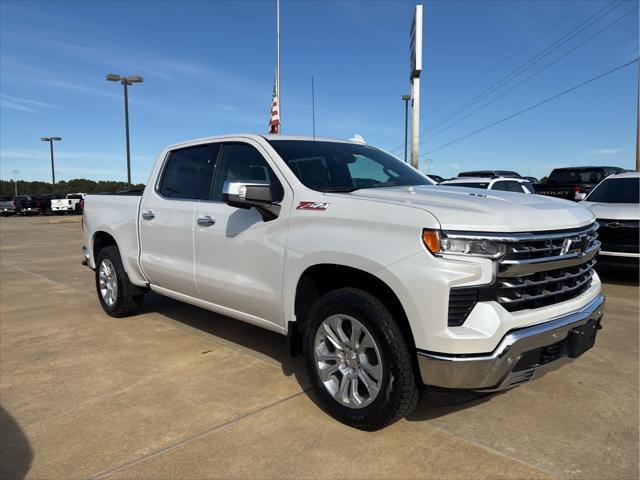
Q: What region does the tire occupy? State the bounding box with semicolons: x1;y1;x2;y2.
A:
95;245;144;317
303;288;419;430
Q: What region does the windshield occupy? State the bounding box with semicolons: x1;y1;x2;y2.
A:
267;140;432;192
548;168;603;184
586;177;639;203
444;182;489;189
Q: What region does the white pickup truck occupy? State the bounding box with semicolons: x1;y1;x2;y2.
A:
52;193;85;214
82;134;604;430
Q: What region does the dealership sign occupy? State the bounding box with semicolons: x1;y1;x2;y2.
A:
409;4;422;80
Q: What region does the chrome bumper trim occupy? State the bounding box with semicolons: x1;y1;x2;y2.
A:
417;294;605;391
599;250;640;258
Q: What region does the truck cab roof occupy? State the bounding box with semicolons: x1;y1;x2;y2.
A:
164;134;359;152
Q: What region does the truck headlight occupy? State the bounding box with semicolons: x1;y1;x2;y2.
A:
422;229;505;259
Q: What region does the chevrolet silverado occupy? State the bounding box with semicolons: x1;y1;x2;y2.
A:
82;135;605;430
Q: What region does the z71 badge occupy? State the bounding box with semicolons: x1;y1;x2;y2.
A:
297;201;331;211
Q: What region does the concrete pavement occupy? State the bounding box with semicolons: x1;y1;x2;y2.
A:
1;216;638;479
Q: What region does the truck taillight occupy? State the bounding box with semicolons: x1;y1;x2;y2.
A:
573;185;584;194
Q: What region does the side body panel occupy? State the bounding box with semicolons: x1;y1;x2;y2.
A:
138;188;200;298
193;137;293;328
83;194;147;286
281;183;442;337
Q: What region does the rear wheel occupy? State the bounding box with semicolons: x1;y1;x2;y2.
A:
303;288;419;430
95;246;144;317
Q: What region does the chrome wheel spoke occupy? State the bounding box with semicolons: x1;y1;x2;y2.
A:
358;369;380;397
314;314;384;409
338;372;351;404
361;358;382;382
322;322;345;351
349;375;363;407
357;333;375;354
349;323;362;350
98;259;118;307
318;362;340;381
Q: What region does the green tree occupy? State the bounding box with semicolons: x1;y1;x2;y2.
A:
0;179;145;196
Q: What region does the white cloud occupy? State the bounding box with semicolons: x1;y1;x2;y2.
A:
0;148;154;164
40;80;123;100
4;32;269;101
594;148;624;155
0;98;39;113
0;94;58;114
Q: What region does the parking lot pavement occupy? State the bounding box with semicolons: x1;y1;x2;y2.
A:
0;216;637;480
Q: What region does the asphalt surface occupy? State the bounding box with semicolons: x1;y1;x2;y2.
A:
1;215;638;480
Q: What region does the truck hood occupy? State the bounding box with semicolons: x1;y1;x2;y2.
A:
581;201;640;221
346;185;595;232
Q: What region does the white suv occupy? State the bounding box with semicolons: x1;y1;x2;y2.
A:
441;176;535;194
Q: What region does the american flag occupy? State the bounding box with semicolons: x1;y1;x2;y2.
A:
268;80;280;134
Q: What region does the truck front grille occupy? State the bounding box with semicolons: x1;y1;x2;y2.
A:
596;218;639;254
446;223;599;326
495;223;598;312
496;258;596;311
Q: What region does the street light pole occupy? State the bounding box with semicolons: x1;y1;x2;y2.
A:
636;58;640;171
107;74;143;186
40;137;62;191
123;80;131;186
11;170;19;196
402;95;411;163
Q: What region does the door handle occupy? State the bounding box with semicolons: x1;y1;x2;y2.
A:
197;216;216;227
141;210;155;220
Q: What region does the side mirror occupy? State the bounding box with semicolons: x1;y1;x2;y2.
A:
575;192;587;201
222;180;280;221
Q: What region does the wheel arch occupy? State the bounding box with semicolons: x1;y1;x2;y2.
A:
92;230;119;262
289;264;416;360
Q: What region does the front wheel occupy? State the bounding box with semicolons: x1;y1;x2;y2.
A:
303;288;419;430
95;246;143;317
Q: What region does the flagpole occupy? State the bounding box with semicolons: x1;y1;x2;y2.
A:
276;0;280;132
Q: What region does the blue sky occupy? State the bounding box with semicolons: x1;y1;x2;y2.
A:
1;0;637;183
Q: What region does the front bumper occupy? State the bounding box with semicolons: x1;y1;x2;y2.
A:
598;251;640;269
417;294;605;391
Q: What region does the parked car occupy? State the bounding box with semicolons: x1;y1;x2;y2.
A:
35;194;64;215
83;134;604;430
13;195;41;215
0;196;16;216
51;193;86;215
534;166;624;201
458;170;522;178
580;171;639;268
524;176;539;184
440;176;535;193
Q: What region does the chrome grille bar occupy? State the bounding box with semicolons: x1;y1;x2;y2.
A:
494;222;598;312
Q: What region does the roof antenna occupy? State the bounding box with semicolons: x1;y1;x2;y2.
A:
311;75;316;141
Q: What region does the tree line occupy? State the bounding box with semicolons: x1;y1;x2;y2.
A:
0;179;146;197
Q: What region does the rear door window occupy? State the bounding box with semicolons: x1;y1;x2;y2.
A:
158;143;221;200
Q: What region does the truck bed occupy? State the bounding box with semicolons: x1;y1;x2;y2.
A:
83;194;144;285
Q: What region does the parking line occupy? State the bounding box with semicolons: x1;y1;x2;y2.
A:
86;390;307;480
